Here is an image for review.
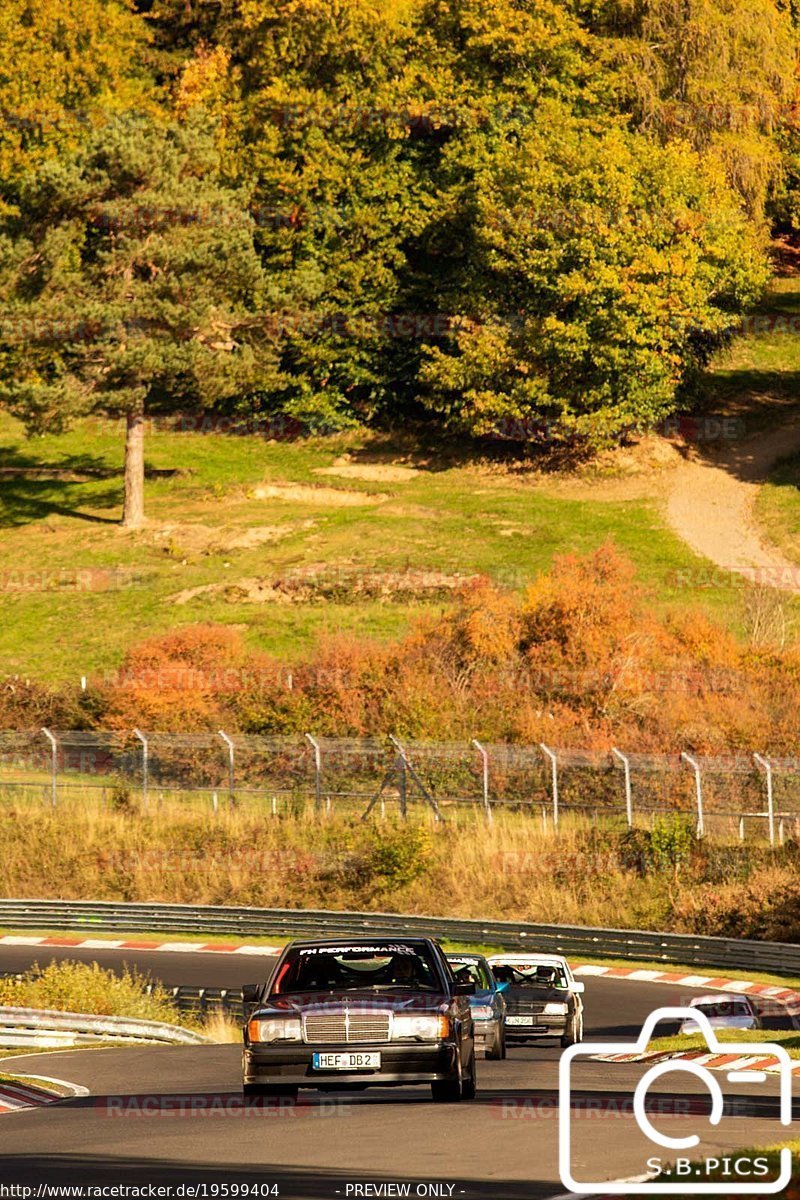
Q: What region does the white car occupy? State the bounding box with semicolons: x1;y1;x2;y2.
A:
679;993;762;1035
487;953;585;1046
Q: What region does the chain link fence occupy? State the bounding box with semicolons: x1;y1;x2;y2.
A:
1;728;799;842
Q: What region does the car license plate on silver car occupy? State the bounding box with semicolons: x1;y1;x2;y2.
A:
312;1052;381;1070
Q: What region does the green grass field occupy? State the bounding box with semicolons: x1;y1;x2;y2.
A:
3;274;800;682
0;419;765;682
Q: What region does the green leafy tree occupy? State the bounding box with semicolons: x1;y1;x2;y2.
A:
420;109;770;441
0;113;281;526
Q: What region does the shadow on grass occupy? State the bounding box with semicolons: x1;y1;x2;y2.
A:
0;447;123;527
0;446;189;528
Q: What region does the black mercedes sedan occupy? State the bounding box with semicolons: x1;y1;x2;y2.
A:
242;937;476;1102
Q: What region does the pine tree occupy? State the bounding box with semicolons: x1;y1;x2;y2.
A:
0;113;281;526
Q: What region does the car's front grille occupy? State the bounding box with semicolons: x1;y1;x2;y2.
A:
303;1011;392;1044
506;998;547;1015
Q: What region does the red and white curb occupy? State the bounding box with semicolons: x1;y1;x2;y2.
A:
0;1073;88;1113
573;964;800;1015
591;1048;800;1076
0;935;280;957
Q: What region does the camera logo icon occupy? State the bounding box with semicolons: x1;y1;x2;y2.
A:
558;1006;793;1194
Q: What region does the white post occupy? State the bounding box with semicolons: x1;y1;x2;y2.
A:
133;728;148;808
305;734;322;811
611;748;633;828
218;730;235;801
472;739;493;825
41;727;57;809
680;752;704;837
753;753;775;848
539;743;559;830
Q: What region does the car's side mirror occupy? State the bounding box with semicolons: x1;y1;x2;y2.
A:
454;980;475;996
242;983;261;1004
572;981;585;994
495;981;509;993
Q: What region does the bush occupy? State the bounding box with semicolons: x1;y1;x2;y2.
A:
0;960;180;1023
366;823;434;891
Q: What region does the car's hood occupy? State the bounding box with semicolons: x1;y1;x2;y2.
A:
503;985;568;1003
254;990;450;1017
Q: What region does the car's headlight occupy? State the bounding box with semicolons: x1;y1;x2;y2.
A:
392;1014;450;1041
247;1017;302;1043
471;1005;494;1020
542;1002;569;1016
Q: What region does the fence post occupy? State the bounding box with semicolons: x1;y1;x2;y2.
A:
218;731;235;802
753;753;775;847
680;752;704;837
471;740;492;825
611;748;632;828
41;727;57;809
305;734;322;812
539;743;559;830
133;728;148;808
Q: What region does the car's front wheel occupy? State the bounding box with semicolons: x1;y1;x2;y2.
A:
461;1052;477;1101
561;1012;584;1048
485;1025;506;1060
432;1047;476;1102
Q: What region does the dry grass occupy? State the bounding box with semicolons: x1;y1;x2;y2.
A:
203;1012;243;1043
0;959;181;1023
0;797;796;938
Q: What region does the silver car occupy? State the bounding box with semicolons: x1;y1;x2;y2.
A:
679;993;762;1035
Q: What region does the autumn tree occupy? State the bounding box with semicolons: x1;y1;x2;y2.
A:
586;0;796;215
0;113;281;526
0;0;153;208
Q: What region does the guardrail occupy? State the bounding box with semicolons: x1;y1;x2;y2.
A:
0;898;798;977
0;1004;208;1048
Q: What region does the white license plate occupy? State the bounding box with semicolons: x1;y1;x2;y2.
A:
506;1016;540;1026
312;1052;381;1071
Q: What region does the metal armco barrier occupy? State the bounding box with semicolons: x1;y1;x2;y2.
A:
0;1004;207;1047
0;898;798;977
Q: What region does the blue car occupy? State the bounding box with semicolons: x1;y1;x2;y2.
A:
446;952;507;1060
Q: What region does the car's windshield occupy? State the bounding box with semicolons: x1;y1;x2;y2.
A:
271;943;442;994
694;1001;752;1019
491;961;569;989
447;957;492;990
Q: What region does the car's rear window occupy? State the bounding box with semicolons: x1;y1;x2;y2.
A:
271;943;442;994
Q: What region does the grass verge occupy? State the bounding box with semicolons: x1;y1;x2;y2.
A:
649;1029;800;1058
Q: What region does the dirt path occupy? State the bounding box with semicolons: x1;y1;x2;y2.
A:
666;416;800;591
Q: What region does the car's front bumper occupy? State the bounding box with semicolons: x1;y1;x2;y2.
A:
243;1041;459;1088
504;1015;568;1039
472;1018;500;1053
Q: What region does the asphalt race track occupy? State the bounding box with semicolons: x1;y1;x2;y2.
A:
0;945;795;1198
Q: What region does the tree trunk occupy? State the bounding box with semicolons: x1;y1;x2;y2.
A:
121;408;146;528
